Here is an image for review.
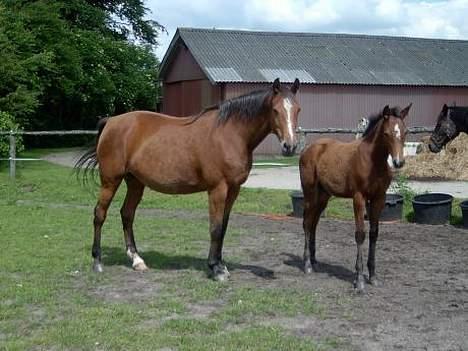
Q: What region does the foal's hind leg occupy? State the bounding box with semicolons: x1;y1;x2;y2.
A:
92;179;122;272
353;193;367;292
121;175;148;271
367;197;385;286
303;189;330;273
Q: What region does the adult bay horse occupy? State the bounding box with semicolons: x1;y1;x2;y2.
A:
76;78;301;281
300;104;412;292
429;104;468;153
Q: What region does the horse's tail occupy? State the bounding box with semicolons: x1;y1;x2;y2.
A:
74;117;109;186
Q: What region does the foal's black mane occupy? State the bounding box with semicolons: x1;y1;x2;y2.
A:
362;107;403;138
188;88;274;125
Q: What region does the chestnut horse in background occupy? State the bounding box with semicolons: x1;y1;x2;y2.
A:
76;78;301;281
300;104;411;292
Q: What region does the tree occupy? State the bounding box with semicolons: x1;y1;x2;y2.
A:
0;0;164;132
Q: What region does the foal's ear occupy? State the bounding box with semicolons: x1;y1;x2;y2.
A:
442;104;448;114
291;78;300;95
382;105;391;119
400;103;412;120
272;78;281;94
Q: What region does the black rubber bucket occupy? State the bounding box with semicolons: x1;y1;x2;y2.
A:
412;193;453;225
290;191;304;217
460;200;468;228
366;194;404;222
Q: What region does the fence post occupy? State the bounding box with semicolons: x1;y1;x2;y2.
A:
9;130;16;180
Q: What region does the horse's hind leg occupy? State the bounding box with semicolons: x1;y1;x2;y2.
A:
367;196;385;286
121;175;148;271
303;188;329;273
92;179;121;272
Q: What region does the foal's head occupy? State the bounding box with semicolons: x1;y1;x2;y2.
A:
364;104;412;168
381;104;412;168
269;78;301;156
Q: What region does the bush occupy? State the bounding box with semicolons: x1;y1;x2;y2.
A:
0;111;24;158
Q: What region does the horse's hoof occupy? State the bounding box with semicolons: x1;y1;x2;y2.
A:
212;265;230;282
369;276;380;287
304;262;313;274
354;278;366;293
93;262;103;273
133;262;149;272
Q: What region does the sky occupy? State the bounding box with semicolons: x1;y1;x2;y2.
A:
147;0;468;61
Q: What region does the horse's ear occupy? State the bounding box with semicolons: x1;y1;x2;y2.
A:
291;78;300;95
400;103;412;120
442;104;448;114
272;78;281;94
382;105;391;119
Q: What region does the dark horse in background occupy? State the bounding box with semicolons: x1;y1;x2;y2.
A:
429;104;468;153
300;104;412;292
76;78;301;281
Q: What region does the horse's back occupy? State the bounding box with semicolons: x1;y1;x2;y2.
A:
300;138;360;197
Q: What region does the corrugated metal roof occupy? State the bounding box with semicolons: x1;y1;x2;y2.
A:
160;27;468;86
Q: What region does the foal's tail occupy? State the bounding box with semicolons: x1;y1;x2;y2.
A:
74;117;109;186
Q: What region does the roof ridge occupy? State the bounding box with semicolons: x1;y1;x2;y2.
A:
178;27;468;43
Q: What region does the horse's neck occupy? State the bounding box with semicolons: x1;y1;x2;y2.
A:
452;108;468;134
227;115;271;153
359;131;391;174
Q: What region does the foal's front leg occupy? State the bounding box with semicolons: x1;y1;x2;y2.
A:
367;197;385;286
353;193;366;292
207;183;240;281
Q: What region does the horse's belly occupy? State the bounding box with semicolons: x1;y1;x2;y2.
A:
129;157;208;194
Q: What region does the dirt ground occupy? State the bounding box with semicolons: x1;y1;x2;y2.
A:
91;210;468;351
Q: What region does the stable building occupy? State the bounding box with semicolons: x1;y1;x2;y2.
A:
159;27;468;154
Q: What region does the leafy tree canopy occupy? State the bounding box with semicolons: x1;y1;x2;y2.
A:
0;0;164;132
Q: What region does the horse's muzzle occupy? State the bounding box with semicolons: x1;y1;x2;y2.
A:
392;159;405;169
281;142;297;157
428;142;442;153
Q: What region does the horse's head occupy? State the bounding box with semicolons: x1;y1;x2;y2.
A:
269;78;301;156
429;104;459;153
381;103;412;169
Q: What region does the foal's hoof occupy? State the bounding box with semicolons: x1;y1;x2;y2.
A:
368;276;381;287
133;262;149;272
304;261;318;274
354;279;366;294
212;265;230;282
92;262;103;273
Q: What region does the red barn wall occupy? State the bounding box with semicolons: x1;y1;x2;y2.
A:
225;83;468;155
162;44;221;116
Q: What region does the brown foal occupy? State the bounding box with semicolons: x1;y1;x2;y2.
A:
76;78;301;281
299;104;411;292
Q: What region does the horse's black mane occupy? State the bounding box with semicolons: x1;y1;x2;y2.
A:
217;89;272;124
362;107;403;138
187;88;274;125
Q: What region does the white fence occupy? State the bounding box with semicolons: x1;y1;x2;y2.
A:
1;127;433;179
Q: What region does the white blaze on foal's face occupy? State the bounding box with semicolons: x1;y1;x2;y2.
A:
394;124;401;140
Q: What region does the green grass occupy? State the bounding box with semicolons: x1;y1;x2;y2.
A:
0;151;338;350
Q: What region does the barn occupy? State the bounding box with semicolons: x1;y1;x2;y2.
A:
159;27;468;154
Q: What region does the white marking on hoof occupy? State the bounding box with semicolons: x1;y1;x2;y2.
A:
93;262;103;273
127;249;148;271
133;261;149;272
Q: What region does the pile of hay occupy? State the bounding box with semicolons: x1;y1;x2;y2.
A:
403;133;468;181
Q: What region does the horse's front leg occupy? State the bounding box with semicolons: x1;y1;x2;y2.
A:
353;193;366;292
367;196;385;286
207;183;240;281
